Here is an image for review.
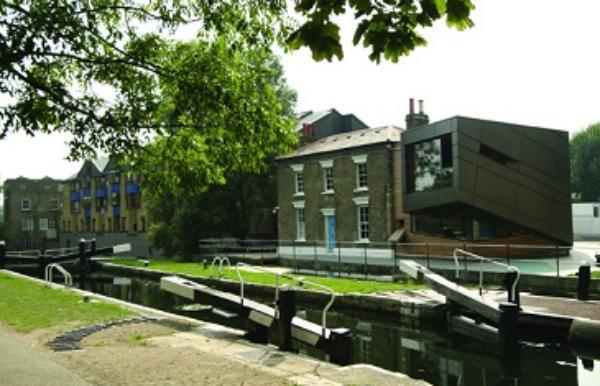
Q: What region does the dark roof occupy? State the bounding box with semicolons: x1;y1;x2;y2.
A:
279;125;403;160
295;108;368;132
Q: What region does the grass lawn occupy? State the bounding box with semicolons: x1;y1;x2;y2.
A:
591;270;600;279
109;258;425;294
0;272;134;333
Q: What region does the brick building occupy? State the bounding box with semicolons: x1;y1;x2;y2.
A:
276;125;404;258
2;177;62;250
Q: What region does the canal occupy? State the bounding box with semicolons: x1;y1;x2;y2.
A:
82;273;598;386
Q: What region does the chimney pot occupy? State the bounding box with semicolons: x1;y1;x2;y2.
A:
418;99;424;114
409;98;414;114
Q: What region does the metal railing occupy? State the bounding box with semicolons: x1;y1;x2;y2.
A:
235;262;335;335
453;248;520;297
7;249;42;257
43;247;79;257
210;256;231;275
196;238;576;278
44;263;73;287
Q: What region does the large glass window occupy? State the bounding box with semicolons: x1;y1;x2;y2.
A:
358;206;369;241
323;167;334;192
406;134;453;193
49;199;60;211
21;199;32;211
356;163;368;188
295;172;304;194
411;206;526;241
21;218;34;231
39;218;48;231
296;208;306;240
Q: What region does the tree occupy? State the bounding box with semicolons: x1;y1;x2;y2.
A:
571;122;600;202
128;40;297;195
145;168;280;259
142;51;296;258
289;0;475;62
1;1;475;162
0;0;290;160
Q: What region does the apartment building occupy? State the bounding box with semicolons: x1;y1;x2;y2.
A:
2;177;63;250
59;157;150;256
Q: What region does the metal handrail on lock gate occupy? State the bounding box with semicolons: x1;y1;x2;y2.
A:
235;262;336;335
44;263;73;287
453;248;520;298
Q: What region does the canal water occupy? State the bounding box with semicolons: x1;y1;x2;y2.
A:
83;274;599;386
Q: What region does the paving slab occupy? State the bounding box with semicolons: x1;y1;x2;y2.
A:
0;329;90;386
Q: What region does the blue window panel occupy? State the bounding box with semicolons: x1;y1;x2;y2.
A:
96;188;107;198
84;209;92;219
70;192;81;201
113;207;121;217
126;183;140;195
111;183;120;193
82;188;92;198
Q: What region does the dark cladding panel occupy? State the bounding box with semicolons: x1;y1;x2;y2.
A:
480;121;523;161
456;132;480;153
475;168;517;208
520;136;557;177
519;164;570;196
456;117;482;140
521;126;560;151
457;159;477;194
553;151;571;186
515;185;552;224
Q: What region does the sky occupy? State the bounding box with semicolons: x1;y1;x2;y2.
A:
1;0;600;182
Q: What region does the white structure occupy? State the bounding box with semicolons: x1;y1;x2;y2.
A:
573;203;600;240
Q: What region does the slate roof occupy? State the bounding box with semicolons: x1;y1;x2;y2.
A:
279;125;403;160
91;156;109;172
64;155;111;181
295;109;335;131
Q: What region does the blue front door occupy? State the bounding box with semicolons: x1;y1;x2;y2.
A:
326;215;336;252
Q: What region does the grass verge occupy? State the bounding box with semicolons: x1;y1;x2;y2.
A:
0;272;134;333
109;258;425;294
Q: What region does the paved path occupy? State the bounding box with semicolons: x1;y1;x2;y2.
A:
0;329;90;386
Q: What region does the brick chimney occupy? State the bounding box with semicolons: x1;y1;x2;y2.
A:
405;98;429;130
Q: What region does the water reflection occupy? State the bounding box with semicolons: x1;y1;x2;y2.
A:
86;276;583;386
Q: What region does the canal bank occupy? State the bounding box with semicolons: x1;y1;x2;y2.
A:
99;262;444;323
99;261;600;352
0;269;430;386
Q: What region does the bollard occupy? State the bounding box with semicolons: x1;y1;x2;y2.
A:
501;344;522;380
247;322;269;344
314;241;318;275
577;261;591;301
363;244;368;279
498;302;520;351
0;240;6;269
275;289;296;351
78;239;87;289
38;255;46;279
328;328;353;365
504;267;520;306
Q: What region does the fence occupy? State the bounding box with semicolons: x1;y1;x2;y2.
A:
197;239;584;278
